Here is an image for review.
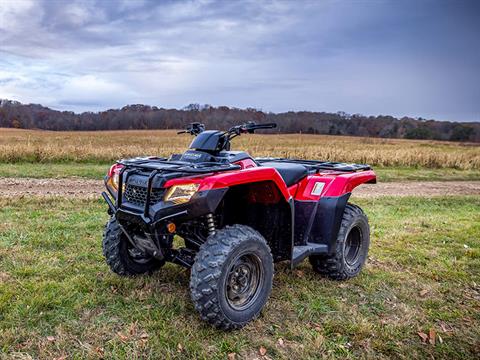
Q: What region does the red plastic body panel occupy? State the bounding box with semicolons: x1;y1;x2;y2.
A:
163;160;376;201
294;170;377;200
164;167;292;201
288;184;299;197
108;163;124;177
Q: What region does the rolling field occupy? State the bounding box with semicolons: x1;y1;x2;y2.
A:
1;128;479;183
0;129;479;359
1;128;479;169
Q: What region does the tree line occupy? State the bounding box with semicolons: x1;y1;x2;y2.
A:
0;100;478;142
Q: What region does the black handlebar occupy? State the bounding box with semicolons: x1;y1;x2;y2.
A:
248;122;277;130
228;121;277;135
178;121;277;136
178;121;277;152
220;122;276;150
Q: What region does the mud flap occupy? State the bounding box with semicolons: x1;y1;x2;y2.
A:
294;193;351;255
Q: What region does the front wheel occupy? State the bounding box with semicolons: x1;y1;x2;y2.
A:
309;204;370;280
102;217;164;276
190;224;274;330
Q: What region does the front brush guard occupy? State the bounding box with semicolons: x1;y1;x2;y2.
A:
102;161;228;264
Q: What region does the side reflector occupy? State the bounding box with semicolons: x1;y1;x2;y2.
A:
311;182;325;196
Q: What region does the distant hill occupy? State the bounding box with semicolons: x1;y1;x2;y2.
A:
0;99;479;142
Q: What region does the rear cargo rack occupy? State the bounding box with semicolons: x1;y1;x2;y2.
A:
255;158;371;172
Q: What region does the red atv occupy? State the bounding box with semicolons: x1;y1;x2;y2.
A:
102;122;376;329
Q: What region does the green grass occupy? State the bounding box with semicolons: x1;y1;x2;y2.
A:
374;167;480;182
1;162;479;182
0;162;110;179
0;197;479;359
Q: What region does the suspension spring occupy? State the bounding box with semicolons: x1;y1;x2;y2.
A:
206;213;216;236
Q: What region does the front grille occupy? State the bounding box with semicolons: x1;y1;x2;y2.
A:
124;184;165;207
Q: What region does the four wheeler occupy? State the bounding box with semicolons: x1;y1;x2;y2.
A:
101;121;376;329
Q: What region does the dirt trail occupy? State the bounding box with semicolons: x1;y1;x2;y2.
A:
0;178;479;199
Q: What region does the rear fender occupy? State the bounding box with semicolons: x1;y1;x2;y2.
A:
294;170;376;201
293;170;375;255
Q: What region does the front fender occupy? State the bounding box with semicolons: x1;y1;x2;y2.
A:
164;167;292;202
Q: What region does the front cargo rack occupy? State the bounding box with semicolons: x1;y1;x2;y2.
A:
255;158;371;172
118;157;241;174
113;158;241;219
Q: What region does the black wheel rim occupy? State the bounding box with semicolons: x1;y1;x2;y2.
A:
344;226;362;266
225;254;263;311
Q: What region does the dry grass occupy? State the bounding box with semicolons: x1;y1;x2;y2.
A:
0;128;479;169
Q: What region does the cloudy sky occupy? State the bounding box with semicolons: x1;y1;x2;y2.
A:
0;0;479;121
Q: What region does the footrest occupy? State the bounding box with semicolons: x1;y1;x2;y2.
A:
291;243;328;268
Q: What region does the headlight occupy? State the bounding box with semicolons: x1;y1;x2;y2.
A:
164;183;199;204
110;173;120;190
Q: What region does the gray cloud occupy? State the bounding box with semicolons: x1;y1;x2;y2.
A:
0;0;479;121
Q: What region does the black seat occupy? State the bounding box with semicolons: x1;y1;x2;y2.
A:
261;162;308;187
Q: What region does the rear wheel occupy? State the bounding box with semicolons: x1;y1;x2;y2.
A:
190;224;274;330
309;204;370;280
102;217;164;276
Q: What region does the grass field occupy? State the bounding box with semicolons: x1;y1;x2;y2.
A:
1;129;479;169
0;129;479;359
1;129;479;183
1;197;479;359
